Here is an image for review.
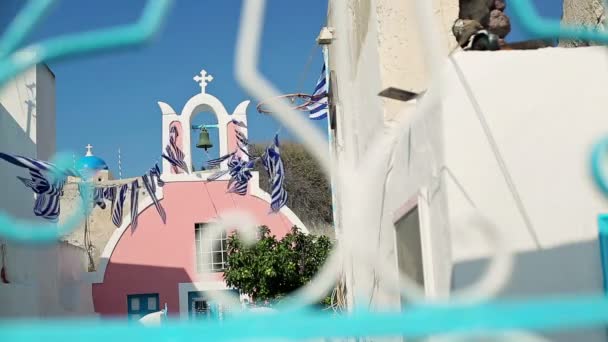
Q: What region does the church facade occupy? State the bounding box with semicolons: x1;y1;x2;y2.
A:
59;70;305;320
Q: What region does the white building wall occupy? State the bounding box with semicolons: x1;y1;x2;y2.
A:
329;1;607;340
0;66;39;220
0;65;95;318
327;0;457;308
438;47;608;341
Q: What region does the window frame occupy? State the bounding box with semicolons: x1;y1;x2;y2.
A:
195;222;228;273
392;189;435;299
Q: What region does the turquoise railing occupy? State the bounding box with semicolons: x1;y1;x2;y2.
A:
2;1;608;340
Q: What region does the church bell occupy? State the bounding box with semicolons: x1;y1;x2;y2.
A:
196;127;213;151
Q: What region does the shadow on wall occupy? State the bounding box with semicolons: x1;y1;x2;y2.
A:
24;82;36;144
0;102;37;220
452;239;605;341
92;262;194;318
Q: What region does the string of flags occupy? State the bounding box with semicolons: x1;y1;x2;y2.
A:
0;144;181;227
72;163;167;231
0;118;288;227
0;152;78;221
206;120;288;213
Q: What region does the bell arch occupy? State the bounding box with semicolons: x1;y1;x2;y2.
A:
158;93;250;178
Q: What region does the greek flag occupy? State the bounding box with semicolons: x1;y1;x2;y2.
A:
149;163;165;187
112;184;128;227
162;126;189;174
93;187;106;209
206;152;234;170
225;154;254;196
261;134;287;212
231;119;247;128
104;186;116;211
235;130;253;158
307;63;328;120
0;153;74;221
130;179;140;231
0;152;80;178
142;173;166;224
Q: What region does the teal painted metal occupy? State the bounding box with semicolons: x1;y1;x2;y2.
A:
0;0;173;87
191;124;220;129
0;0;172;244
591;138;608;196
3;1;608;340
0;152;90;244
3;295;608;340
509;0;608;44
598;214;608;293
0;0;55;58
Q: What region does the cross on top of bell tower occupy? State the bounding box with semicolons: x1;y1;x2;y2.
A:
193;69;213;94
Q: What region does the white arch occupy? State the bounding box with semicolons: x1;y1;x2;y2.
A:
83;172;307;284
158;94;250;178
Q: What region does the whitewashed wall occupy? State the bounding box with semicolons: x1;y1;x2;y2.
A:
0;66;96;318
329;1;607;339
437;47;608;341
0;242;96;318
327;0;457;308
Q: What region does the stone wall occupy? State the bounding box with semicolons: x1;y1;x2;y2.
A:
560;0;607;47
59;175;144;272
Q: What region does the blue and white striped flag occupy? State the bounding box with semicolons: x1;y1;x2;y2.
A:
0;153;73;221
162;126;189;174
0;152;80;178
112;184;128;227
142;173;166;224
93;187;106;209
130;179;140;231
206;152;234;169
149;163;165;187
231;119;247;128
307;63;328;120
104;186;117;211
262;134;287;212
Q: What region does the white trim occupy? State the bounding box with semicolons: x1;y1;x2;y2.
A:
158;95;251;177
82;188;165;284
178;281;228;320
391;188;434;300
417;187;437;299
248;172;308;234
84;171;307;283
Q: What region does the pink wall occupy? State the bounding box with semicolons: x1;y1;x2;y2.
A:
92;180;295;317
226;121;239;156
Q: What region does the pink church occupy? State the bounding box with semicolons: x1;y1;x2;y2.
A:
86;70;305;320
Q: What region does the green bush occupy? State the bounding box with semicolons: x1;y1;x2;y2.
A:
224;226;333;306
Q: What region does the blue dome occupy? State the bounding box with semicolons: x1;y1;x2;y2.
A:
76;144;108;176
76;155;108;172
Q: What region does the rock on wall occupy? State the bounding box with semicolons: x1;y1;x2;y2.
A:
560;0;607;47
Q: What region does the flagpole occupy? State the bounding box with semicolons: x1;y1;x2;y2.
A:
322;45;340;237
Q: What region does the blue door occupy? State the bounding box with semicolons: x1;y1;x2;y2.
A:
127;293;160;321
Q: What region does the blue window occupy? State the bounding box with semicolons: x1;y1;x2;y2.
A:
127;293;160;320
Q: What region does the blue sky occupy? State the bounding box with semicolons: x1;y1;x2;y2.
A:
0;1;561;177
505;0;563;42
1;0;329;177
